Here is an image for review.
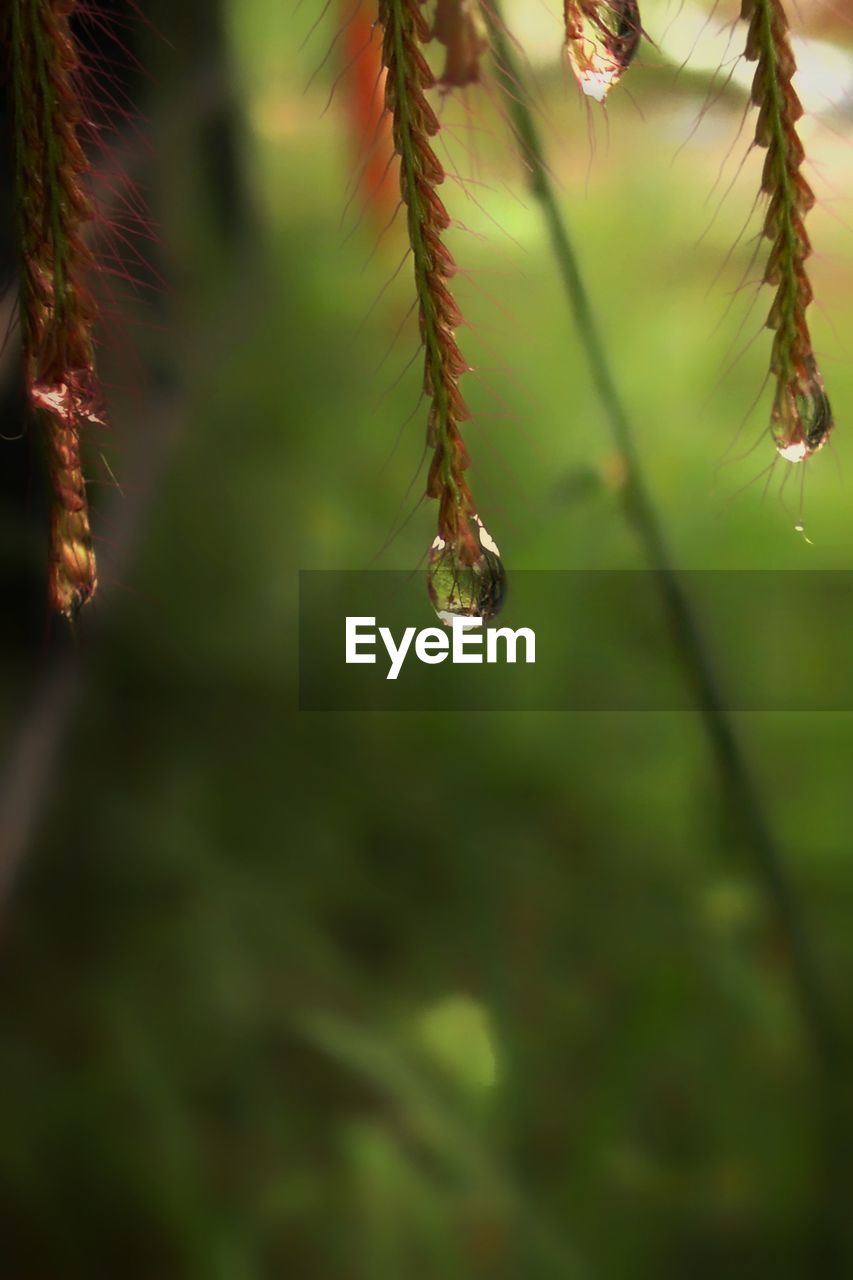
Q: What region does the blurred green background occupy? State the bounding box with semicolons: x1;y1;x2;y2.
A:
1;0;853;1274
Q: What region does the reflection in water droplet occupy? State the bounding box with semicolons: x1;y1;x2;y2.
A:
427;516;507;626
564;0;642;102
773;355;834;463
776;439;809;464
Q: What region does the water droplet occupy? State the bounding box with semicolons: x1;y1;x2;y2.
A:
564;0;642;103
776;439;809;464
427;515;506;626
773;356;833;463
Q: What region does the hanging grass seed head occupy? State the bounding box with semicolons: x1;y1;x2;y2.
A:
742;0;834;463
433;0;488;89
9;0;103;618
378;0;505;623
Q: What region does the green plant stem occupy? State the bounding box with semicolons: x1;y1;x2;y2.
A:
486;9;839;1077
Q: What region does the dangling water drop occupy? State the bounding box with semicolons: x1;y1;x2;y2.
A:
773;355;834;463
564;0;642;103
427;515;507;626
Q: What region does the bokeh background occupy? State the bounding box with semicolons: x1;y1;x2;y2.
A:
1;0;853;1274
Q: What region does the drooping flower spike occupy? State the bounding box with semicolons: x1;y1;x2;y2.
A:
378;0;505;622
9;0;102;617
741;0;834;462
433;0;489;90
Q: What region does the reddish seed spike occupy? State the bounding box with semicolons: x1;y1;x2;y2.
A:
790;215;811;257
11;0;105;616
745;14;762;60
379;0;477;538
417;96;441;136
379;0;505;612
795;173;816;213
433;0;489;89
784;84;804;123
421;186;452;229
754;98;774;147
406;42;435;89
742;0;834;462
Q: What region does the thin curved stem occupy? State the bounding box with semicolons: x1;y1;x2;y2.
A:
485;6;840;1077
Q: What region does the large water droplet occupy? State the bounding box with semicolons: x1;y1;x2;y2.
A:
427;516;506;626
773;356;834;463
564;0;642;103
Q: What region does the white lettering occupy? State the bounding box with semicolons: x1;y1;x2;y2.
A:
345;617;535;678
415;627;450;664
486;626;536;664
346;617;376;664
379;626;416;681
452;616;484;663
